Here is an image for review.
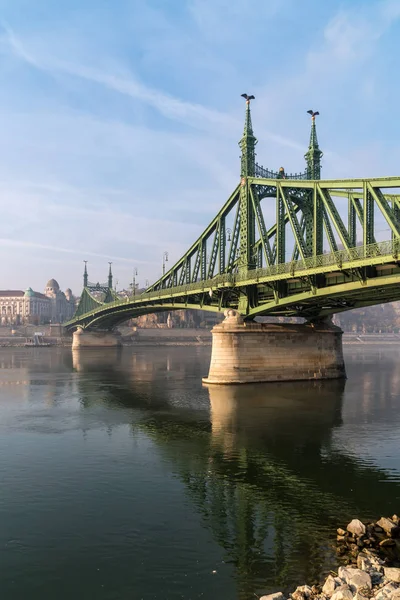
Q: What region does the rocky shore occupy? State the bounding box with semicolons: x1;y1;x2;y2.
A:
261;516;400;600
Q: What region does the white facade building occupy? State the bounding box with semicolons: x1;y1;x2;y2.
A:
0;279;75;326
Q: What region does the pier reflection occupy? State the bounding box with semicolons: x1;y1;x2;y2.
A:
70;350;400;598
2;346;399;600
72;348;122;372
208;380;343;452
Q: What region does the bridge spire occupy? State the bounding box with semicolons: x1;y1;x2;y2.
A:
108;262;113;289
305;110;323;180
83;261;88;288
237;95;257;279
239;94;257;177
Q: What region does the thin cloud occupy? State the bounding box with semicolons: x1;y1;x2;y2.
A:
1;24;236;131
1;23;302;150
0;238;154;265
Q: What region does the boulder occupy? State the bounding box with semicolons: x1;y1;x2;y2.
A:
331;585;354;600
347;520;366;537
379;538;396;548
338;567;372;592
260;594;285;600
384;568;400;583
323;575;338;596
374;583;399;600
357;551;384;572
354;593;369;600
357;553;372;571
294;586;313;597
376;518;396;535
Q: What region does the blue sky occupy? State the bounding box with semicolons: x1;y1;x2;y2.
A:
1;0;400;294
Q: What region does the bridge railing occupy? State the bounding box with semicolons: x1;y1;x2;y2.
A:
254;163;308;180
235;239;396;283
134;239;397;299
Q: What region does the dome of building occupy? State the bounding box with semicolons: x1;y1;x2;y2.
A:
65;288;72;297
46;279;60;291
24;287;34;298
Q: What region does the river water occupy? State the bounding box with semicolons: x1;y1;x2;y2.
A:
0;345;399;600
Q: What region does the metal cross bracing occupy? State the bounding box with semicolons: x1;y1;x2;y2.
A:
65;98;400;331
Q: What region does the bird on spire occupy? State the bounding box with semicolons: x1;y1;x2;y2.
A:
307;109;320;119
241;93;255;103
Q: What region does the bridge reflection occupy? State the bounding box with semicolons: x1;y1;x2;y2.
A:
69;348;400;598
2;347;398;598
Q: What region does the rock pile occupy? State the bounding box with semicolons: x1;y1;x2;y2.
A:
260;516;400;600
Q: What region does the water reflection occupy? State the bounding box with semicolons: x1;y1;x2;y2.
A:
1;346;400;600
72;348;122;372
207;380;344;453
69;350;400;597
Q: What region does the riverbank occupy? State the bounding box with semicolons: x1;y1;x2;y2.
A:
261;516;400;600
0;327;213;347
2;330;400;347
343;334;400;345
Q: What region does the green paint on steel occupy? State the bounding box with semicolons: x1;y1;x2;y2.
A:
239;96;257;179
238;96;257;274
305;112;323;180
65;102;400;331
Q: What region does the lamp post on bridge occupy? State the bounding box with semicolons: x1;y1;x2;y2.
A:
108;262;113;289
83;260;88;288
162;252;169;276
131;268;138;298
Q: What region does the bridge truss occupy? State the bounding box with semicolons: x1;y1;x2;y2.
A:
65;101;400;331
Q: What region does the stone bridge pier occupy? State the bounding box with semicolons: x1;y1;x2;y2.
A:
72;328;122;349
202;310;346;384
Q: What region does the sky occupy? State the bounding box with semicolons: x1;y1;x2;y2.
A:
1;0;400;294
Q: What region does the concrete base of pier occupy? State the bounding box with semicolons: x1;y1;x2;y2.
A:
202;310;346;385
72;328;122;349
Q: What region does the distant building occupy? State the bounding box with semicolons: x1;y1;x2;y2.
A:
0;278;75;326
44;279;75;323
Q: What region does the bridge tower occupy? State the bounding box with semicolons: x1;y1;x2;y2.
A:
204;104;344;384
238;95;257;274
305;111;323;180
72;262;121;349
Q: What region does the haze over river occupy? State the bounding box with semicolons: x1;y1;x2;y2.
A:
0;345;399;600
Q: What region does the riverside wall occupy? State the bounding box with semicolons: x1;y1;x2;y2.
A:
2;326;400;348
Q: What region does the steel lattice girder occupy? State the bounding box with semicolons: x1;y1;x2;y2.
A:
65;264;400;330
65;176;400;330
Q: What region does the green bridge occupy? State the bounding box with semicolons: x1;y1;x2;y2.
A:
65;98;400;332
